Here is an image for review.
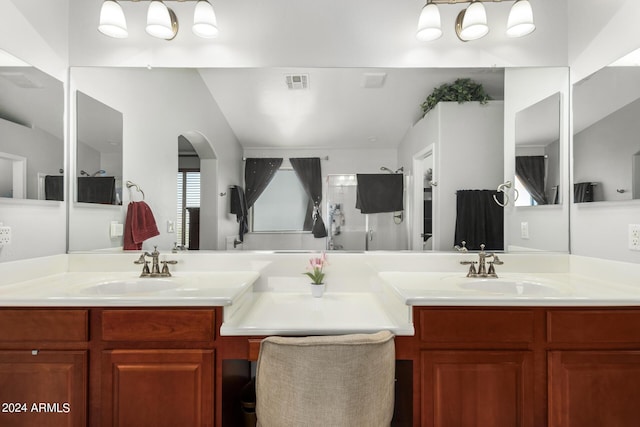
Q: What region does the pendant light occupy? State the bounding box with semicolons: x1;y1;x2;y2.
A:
192;0;219;38
146;0;179;40
416;1;442;42
455;1;489;41
506;0;535;38
98;0;128;38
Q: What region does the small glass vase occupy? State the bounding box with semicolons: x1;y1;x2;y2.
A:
310;283;326;298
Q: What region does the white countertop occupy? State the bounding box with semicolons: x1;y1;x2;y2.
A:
220;291;414;336
0;271;260;307
379;271;640;306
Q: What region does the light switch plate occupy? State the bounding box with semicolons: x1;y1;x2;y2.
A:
520;222;529;239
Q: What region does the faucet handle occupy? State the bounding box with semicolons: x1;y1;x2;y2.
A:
460;260;478;277
134;253;146;264
160;260;178;276
492;255;504;265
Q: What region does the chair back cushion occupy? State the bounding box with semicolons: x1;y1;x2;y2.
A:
255;331;395;427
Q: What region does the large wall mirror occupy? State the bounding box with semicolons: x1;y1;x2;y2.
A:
0;49;64;201
514;92;561;206
76;91;123;205
573;49;640;203
68;66;570;254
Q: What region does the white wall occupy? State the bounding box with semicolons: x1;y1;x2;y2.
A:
503;67;570;253
398;101;504;251
569;0;640;263
0;0;68;262
69;68;242;252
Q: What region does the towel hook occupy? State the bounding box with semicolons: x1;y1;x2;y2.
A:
126;180;145;201
493;180;519;207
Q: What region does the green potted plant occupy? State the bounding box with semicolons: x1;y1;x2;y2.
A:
421;78;493;117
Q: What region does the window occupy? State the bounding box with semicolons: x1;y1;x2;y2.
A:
514;175;537;206
176;170;200;247
252;169;309;232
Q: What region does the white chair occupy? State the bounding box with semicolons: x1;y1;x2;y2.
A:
255;330;395;427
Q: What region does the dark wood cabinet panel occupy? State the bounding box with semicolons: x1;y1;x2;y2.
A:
0;350;87;427
0;309;88;342
101;309;215;342
101;349;214;427
547;309;640;345
418;308;535;345
549;350;640;427
421;350;535;427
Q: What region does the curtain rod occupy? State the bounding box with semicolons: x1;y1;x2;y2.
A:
242;156;329;161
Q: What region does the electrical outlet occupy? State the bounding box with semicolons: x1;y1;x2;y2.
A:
629;224;640;251
520;222;529;239
0;223;12;245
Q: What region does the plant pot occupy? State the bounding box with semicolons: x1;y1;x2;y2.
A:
310;283;326;298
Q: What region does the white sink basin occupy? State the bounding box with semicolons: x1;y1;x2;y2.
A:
458;278;563;296
82;278;180;295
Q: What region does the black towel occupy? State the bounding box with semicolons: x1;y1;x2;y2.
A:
454;190;504;251
44;175;64;201
229;185;249;241
574;182;594;203
355;174;404;214
77;176;115;204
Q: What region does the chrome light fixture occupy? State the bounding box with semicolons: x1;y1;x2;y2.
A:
417;0;535;42
146;1;178;40
455;1;489;41
98;0;219;40
193;0;219;38
98;0;128;38
416;1;442;42
506;0;535;38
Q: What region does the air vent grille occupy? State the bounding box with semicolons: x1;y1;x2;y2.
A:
285;74;309;90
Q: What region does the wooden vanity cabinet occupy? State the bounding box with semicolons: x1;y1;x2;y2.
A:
0;309;88;427
415;308;542;427
95;309;216;427
547;309;640;427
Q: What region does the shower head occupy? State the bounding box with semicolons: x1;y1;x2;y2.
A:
380;166;404;174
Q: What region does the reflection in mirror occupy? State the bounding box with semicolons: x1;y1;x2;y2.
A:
0;49;64;201
76;91;123;205
573;51;640;203
514;92;561;206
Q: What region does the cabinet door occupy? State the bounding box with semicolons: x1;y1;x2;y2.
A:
0;350;87;427
549;350;640;427
421;350;534;427
102;349;214;427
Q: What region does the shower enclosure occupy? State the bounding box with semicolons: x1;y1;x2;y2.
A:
326;174;403;251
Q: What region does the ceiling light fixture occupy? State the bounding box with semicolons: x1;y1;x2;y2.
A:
417;0;535;42
98;0;219;40
98;0;129;38
506;0;535;38
416;1;442;42
146;1;178;40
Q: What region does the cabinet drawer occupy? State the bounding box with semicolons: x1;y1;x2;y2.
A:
548;309;640;344
101;309;215;342
0;309;88;342
418;308;535;344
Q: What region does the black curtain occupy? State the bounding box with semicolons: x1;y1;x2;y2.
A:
289;157;328;238
516;156;548;205
454;190;504;251
244;158;283;207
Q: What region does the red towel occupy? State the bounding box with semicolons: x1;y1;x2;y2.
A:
123;201;160;250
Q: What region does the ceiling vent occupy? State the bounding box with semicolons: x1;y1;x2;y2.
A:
285;74;309;90
362;72;387;89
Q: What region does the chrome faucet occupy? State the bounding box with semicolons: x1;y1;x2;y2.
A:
460;244;503;278
134;246;178;277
